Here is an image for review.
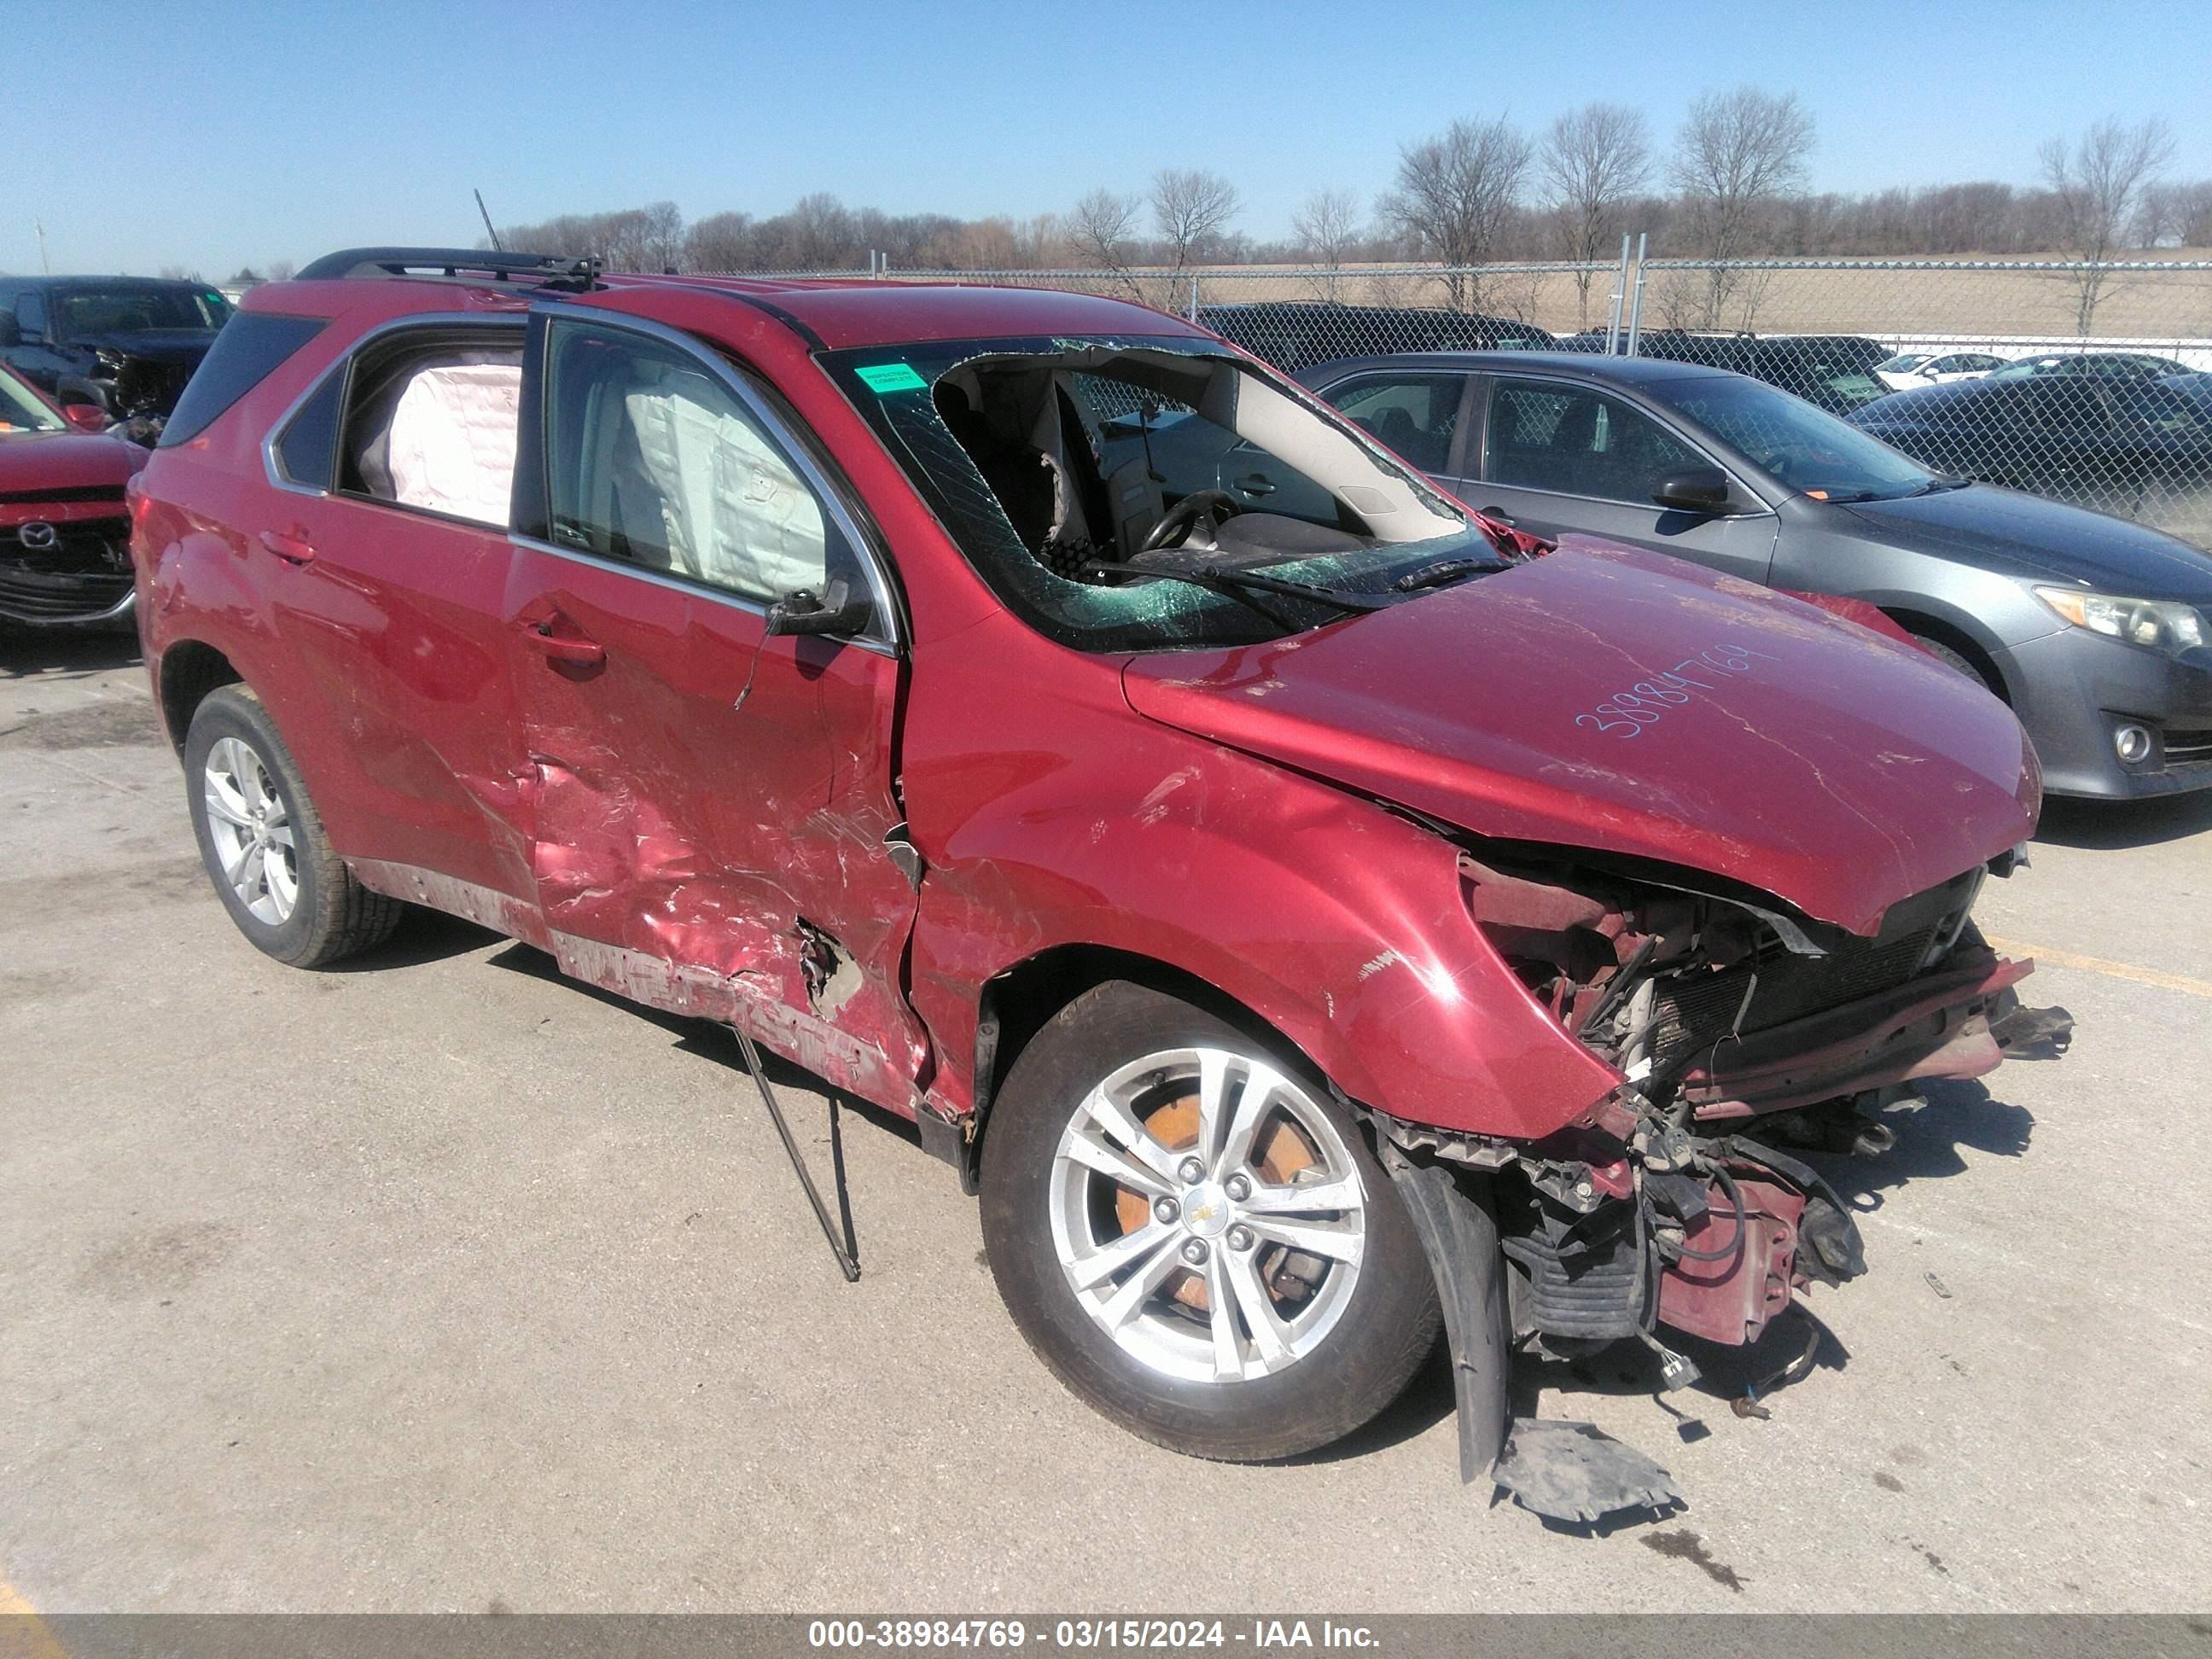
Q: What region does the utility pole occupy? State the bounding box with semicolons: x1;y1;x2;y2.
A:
36;220;50;274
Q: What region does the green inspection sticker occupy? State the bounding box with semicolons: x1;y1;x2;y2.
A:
854;361;928;394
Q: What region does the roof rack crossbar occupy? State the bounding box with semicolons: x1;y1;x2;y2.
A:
294;247;600;285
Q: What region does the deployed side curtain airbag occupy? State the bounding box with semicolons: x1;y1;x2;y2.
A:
622;370;829;601
386;361;522;527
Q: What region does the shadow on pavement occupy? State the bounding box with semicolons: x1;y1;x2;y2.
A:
2035;789;2212;850
1796;1078;2034;1214
482;936;928;1159
0;626;143;680
325;906;508;973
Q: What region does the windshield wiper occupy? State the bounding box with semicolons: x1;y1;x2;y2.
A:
1906;474;1973;496
1392;556;1509;592
1081;562;1391;617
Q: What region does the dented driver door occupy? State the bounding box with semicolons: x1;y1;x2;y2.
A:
500;307;928;1114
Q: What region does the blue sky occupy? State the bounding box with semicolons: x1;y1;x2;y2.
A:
12;0;2209;276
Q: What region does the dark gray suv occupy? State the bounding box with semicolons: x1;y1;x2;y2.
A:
0;276;232;421
1289;352;2212;800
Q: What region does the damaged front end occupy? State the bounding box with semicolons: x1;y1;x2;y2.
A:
1372;841;2069;1495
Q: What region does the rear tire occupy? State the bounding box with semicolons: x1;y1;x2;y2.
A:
183;685;403;968
979;981;1441;1461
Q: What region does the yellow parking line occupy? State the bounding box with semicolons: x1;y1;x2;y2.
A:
0;1575;67;1659
1986;935;2212;1000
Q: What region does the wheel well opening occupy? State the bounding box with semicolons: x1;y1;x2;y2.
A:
158;642;242;754
1883;608;2009;703
967;946;1321;1185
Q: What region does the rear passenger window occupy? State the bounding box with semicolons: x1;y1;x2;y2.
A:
160;313;327;447
543;318;849;606
335;328;524;527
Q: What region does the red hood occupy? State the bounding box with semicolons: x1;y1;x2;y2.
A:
1122;541;2038;934
0;431;147;498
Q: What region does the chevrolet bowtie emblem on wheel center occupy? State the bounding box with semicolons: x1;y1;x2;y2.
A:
17;521;58;550
1181;1183;1231;1238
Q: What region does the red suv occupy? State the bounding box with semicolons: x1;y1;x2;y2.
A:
133;248;2054;1477
2;363;148;629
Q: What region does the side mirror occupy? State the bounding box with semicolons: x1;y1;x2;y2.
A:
1651;465;1733;515
62;403;111;433
764;575;870;638
0;315;20;348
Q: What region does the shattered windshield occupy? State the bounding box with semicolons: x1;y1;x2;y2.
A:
823;335;1511;652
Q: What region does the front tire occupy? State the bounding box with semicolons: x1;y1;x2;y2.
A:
979;982;1441;1461
1907;631;2003;701
183;685;403;968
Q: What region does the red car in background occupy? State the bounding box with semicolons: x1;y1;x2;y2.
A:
129;249;2061;1488
0;364;146;630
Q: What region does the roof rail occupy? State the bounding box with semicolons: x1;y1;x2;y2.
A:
294;247;602;288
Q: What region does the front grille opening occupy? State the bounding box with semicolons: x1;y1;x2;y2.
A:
0;516;133;620
2162;728;2212;767
1644;927;1941;1072
1638;870;1979;1074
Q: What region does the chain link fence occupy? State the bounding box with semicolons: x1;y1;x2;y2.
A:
728;253;2212;546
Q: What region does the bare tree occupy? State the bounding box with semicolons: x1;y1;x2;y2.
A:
1070;188;1145;296
1669;87;1814;325
686;211;756;271
265;259;296;282
2040;117;2177;330
1150;169;1242;268
1539;102;1650;326
784;194;854;271
640;201;684;272
1379;114;1534;310
157;264;202;282
1291;188;1364;300
1010;212;1063;269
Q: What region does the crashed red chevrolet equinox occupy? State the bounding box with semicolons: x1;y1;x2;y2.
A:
132;248;2064;1498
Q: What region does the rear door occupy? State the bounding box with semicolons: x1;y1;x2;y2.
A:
502;306;928;1111
1454;373;1779;583
259;317;538;908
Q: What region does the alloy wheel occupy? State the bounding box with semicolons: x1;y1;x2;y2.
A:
201;735;299;926
1047;1046;1367;1385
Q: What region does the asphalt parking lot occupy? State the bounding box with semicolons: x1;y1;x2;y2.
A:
3;631;2209;1616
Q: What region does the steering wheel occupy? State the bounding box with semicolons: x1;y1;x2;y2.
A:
1140;490;1244;554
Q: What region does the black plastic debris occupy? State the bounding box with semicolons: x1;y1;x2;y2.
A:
1491;1418;1684;1524
1992;1001;2074;1060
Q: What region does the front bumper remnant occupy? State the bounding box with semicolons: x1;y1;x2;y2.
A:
1491;1418;1684;1524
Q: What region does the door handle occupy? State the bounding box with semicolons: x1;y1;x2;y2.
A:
1480;505;1517;527
520;618;605;667
258;527;316;564
1233;473;1278;496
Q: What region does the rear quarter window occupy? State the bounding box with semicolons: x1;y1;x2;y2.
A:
159;313;329;447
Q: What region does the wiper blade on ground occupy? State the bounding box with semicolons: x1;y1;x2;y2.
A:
1393;556;1509;592
1081;562;1392;616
